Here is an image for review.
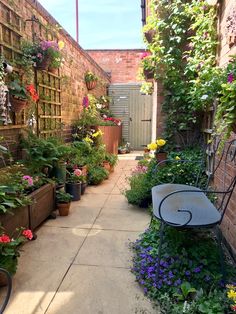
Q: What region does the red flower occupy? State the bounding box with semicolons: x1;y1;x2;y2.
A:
0;234;11;243
22;229;33;240
232;305;236;312
26;85;39;102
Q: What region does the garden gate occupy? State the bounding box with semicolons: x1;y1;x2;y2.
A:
108;83;153;150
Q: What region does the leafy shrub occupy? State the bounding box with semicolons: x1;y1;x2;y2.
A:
88;166;109;185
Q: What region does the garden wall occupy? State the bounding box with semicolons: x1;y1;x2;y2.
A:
217;0;236;257
0;0;110;157
86;49;145;83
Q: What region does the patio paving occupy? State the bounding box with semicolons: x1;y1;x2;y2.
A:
2;155;157;314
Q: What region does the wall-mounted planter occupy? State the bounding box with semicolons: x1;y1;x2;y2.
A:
29;183;56;230
36;55;51;71
143;69;154;80
10;97;28;113
0;205;29;236
86;80;97;90
144;29;156;43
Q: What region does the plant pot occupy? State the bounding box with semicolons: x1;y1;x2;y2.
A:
0;265;14;287
50;162;67;183
118;148;127;154
65;182;81;201
110;165;114;173
0;205;29;236
103;161;111;172
10;96;28;113
155;152;167;164
48;67;59;74
143;69;154;80
36;55;51;71
144;29;156;43
57;202;71;216
81;182;87;195
86;80;97;90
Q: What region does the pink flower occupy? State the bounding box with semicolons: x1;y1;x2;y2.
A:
232;305;236;312
22;229;33;240
23;175;34;186
37;53;43;59
140;52;150;59
74;169;82;176
0;234;11;243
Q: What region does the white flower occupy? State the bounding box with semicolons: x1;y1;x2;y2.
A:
201;94;208;100
96;104;102;109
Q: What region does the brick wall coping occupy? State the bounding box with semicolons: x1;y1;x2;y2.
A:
86;49;146;52
26;0;111;80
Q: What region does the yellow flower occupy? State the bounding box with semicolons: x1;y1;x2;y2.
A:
58;40;65;50
92;129;103;138
147;143;157;151
227;290;236;300
175;156;181;160
84;136;93;143
156;139;166;147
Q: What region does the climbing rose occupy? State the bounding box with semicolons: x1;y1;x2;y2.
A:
74;169;82;176
0;234;11;243
22;229;33;240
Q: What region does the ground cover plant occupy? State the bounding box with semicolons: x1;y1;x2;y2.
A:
132;221;236;313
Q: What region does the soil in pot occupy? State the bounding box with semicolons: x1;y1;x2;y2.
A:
65;182;81;201
57;202;71;216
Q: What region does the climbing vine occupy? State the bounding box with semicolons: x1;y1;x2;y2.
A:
142;0;218;146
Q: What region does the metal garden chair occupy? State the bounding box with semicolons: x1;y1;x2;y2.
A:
151;138;236;279
0;268;12;314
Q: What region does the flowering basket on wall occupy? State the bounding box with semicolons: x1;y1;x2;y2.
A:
84;71;98;90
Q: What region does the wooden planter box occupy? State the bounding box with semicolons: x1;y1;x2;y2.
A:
0;205;29;236
29;183;56;230
98;125;122;154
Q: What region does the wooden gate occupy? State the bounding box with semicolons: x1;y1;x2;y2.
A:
108;84;153;149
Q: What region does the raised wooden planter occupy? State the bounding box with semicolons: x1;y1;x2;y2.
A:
29;183;56;230
98;125;122;154
0;205;29;236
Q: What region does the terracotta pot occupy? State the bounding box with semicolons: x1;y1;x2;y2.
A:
143;69;154;80
48;67;59;74
110;165;114;173
57;202;71;216
144;29;156;43
155;152;167;164
86;80;97;90
36;55;51;71
10;96;28;113
103;161;111;172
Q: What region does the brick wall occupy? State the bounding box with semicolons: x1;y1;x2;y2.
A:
0;0;110;152
86;49;146;83
217;0;236;257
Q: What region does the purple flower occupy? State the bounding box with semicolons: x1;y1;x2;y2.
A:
174;278;182;286
185;270;191;276
193;267;201;273
227;73;234;83
83;96;89;108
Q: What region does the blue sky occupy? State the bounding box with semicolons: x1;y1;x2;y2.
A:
38;0;145;49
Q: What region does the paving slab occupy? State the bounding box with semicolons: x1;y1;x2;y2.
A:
104;194;134;209
45;205;101;229
74;229;139;268
75;193;109;208
22;227;89;264
46;265;157;314
4;259;70;314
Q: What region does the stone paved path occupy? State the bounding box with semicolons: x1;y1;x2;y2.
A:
3;156;156;314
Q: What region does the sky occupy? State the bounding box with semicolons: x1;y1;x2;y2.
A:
38;0;145;49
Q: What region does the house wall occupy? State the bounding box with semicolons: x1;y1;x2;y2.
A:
217;0;236;257
86;49;145;84
0;0;109;157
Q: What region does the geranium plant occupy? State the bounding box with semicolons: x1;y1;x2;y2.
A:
66;169;86;183
0;228;33;276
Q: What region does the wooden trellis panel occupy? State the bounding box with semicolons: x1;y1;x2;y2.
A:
36;70;62;138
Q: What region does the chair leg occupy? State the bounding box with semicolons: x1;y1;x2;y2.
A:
0;268;12;313
156;221;165;281
215;227;226;284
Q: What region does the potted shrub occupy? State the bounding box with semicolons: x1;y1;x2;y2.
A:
56;190;73;216
0;228;33;286
8;80;39;113
65;169;83;201
104;153;118;172
88;166;109;185
84;71;98;90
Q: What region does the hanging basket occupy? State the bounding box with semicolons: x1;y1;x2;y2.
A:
36;55;51;71
10;96;28;113
143;69;154;80
86;80;97;90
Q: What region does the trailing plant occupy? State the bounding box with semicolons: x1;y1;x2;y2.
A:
84;71;98;82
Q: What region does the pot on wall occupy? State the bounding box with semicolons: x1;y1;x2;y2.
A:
36;55;51;71
65;182;81;201
86;80;97;90
10;97;28;113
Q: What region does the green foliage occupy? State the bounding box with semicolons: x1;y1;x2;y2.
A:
84;71;98;82
104;153;118;167
88;166;109;185
56;190;72;203
9;79;28;100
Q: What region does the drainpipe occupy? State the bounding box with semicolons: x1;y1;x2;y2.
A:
151;81;157;141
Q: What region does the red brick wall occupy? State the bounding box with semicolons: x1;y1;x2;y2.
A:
217;0;236;256
86;49;146;83
0;0;109;152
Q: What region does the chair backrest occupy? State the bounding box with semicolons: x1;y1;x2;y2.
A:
209;137;236;219
0;268;12;314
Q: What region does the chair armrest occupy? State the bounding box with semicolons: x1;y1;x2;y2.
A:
0;268;12;313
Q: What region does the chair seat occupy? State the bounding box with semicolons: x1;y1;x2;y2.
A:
152;184;221;227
